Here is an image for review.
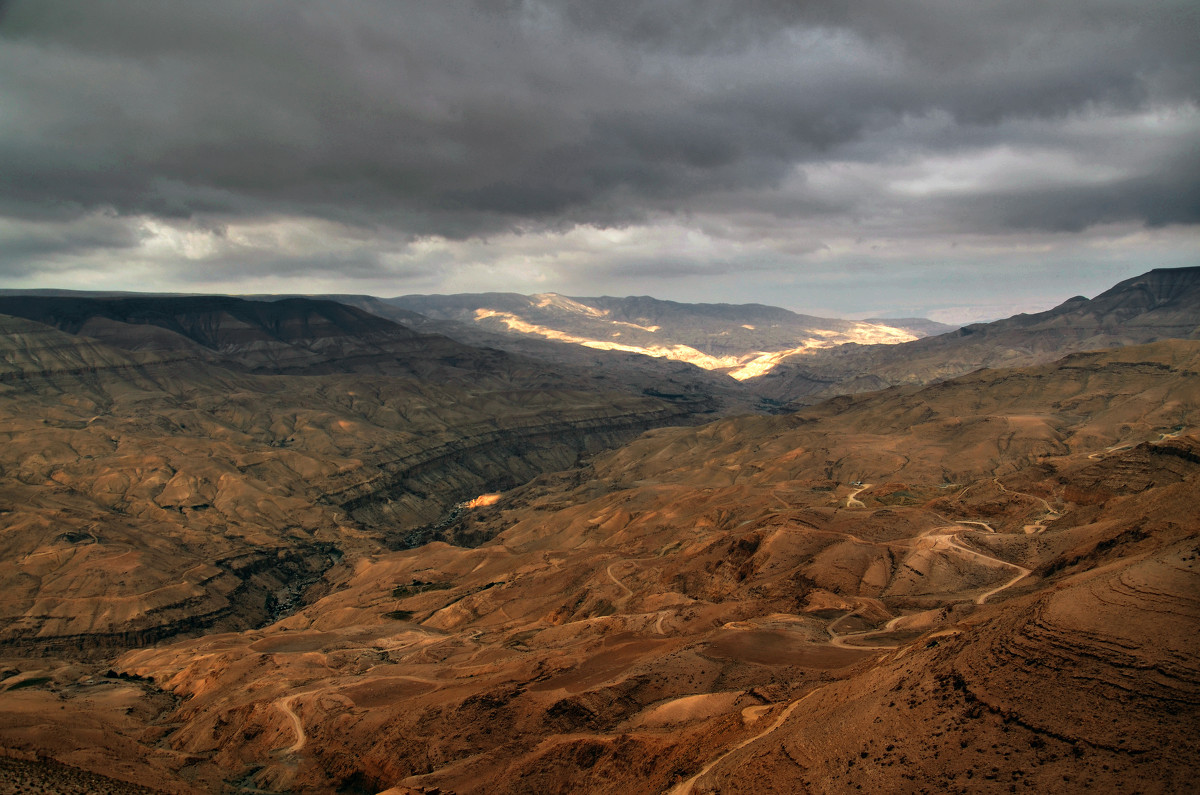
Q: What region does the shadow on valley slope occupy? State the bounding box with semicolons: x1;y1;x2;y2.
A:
0;304;699;658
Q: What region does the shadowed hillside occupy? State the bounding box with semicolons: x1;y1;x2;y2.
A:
0;310;696;658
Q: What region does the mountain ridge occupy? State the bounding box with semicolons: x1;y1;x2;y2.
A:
388;291;948;380
755;265;1200;407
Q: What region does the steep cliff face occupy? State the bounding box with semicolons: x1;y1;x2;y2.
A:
0;311;696;653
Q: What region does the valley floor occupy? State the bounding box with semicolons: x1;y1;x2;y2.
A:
2;342;1199;793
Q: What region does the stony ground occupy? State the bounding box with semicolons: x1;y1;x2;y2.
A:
0;757;165;795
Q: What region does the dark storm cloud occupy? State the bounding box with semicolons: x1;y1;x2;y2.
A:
182;248;418;283
950;155;1200;233
0;0;1196;262
593;251;783;281
0;212;143;274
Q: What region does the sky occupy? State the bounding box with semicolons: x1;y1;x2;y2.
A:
0;1;1197;324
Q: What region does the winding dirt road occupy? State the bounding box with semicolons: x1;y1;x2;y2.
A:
606;562;634;601
1088;443;1131;460
605;559;678;635
992;477;1061;534
667;690;820;795
993;478;1055;514
1158;426;1187;441
827;611;903;650
846;483;872;509
938;534;1032;605
276;692;308;754
1084;426;1187;459
673;521;1034;791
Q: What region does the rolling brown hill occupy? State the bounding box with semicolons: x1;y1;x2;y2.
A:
0;309;697;661
1;340;1187;792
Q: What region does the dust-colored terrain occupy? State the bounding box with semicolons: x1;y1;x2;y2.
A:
0;302;698;657
1;282;1198;793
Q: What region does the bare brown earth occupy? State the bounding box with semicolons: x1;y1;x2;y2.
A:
0;756;169;795
1;283;1198;792
0;340;1187;791
0;310;696;661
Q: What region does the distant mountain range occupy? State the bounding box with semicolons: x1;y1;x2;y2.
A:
356;266;1200;410
4;267;1197;414
3;267;1197;413
386;292;955;380
755;266;1200;407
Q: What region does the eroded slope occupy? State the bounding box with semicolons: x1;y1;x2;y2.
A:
0;313;693;655
72;341;1200;793
389;292;940;380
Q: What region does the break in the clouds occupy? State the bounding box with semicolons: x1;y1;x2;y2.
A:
0;0;1197;320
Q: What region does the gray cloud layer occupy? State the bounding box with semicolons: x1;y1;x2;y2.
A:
0;0;1197;312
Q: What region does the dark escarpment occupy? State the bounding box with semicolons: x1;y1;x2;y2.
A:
1;544;341;658
330;398;693;532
